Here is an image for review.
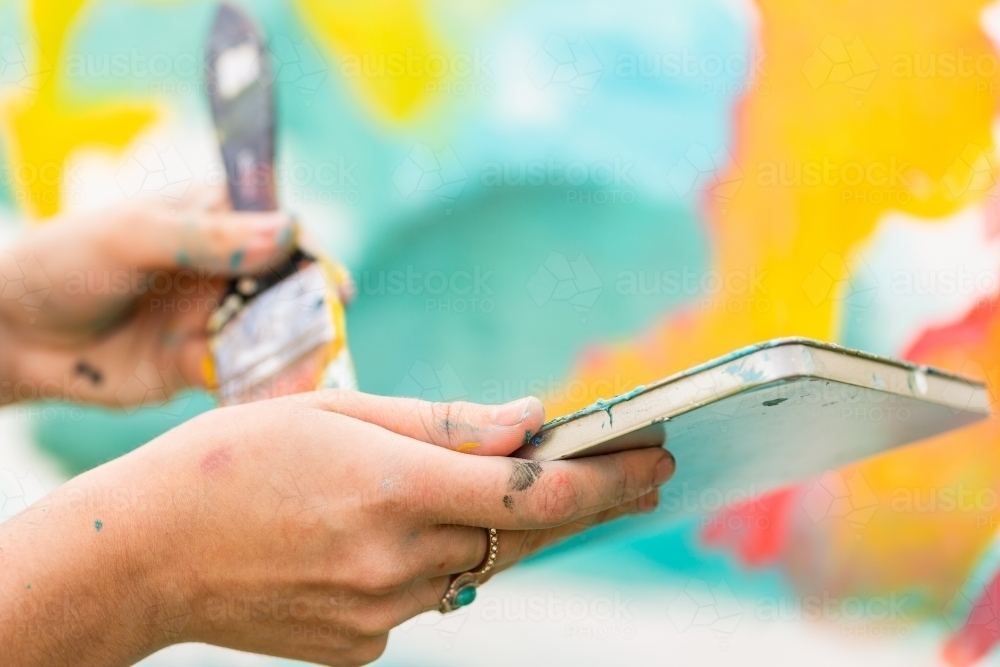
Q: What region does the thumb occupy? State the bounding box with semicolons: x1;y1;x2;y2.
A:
301;389;546;456
112;204;295;275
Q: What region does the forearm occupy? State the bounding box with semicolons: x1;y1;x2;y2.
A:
0;316;17;390
0;461;169;667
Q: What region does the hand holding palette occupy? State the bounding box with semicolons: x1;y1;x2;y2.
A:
513;338;990;515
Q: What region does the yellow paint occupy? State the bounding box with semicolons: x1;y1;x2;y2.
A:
1;0;157;218
457;441;480;452
294;0;448;120
545;0;1000;607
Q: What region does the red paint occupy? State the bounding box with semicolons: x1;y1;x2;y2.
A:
903;298;997;363
943;570;1000;666
199;447;233;476
701;486;798;566
903;293;1000;665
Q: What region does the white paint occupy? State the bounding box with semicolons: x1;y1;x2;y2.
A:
0;407;68;525
981;0;1000;52
853;203;1000;355
62;111;223;215
217;43;261;101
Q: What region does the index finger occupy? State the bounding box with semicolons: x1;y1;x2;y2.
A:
403;444;675;530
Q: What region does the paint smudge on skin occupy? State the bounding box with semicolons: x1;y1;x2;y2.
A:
762;398;787;407
509;460;542;491
503;495;514;511
94;520;102;531
176;251;191;267
199;447;232;475
457;442;479;452
229;249;246;269
74;361;103;385
160;330;184;348
523;430;533;445
278;223;295;248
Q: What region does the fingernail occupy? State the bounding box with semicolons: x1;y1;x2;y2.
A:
252;212;292;240
653;452;675;486
491;397;532;427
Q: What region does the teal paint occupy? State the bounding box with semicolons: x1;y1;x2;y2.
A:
348;187;710;404
94;520;103;531
542;384;648;432
724;358;766;383
228;249;245;269
36;391;216;476
520;515;791;600
0;139;13;209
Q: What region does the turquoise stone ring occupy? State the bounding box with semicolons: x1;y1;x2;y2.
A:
454;585;477;607
439;527;499;613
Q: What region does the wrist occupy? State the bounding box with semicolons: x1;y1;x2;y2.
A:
0;316;19;393
0;455;181;665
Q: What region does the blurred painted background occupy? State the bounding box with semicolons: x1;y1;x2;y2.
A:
3;0;1000;664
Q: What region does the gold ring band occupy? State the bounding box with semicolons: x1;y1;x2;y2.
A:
439;527;498;613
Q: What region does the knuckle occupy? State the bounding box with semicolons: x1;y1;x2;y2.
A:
428;400;461;448
614;455;635;504
531;470;581;525
353;557;415;597
389;471;435;518
353;608;398;637
348;634;389;665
